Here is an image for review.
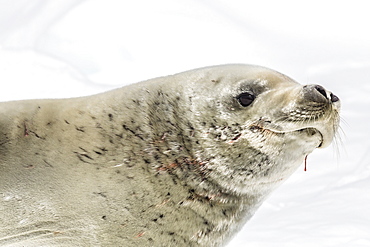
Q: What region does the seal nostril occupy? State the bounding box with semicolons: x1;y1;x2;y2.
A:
314;85;327;99
330;93;339;102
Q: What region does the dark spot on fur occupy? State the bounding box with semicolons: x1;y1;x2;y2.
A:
115;133;123;138
43;159;53;167
98;147;108;152
75;126;85;132
80;153;93;160
29;130;44;139
74;148;94;163
108;113;113;121
94;192;107;198
122;124;145;141
231;133;242;141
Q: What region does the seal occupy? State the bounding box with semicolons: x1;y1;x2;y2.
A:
0;64;340;246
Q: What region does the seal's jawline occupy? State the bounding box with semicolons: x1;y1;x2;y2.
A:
261;126;324;148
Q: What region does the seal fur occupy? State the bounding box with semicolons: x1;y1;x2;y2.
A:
0;64;340;246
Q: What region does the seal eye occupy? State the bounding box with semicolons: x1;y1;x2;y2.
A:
237;92;255;107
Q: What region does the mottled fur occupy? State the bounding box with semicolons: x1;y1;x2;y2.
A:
0;65;340;246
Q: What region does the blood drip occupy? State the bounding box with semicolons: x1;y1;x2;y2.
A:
304;155;308;171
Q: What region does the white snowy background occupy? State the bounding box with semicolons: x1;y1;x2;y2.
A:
1;1;369;246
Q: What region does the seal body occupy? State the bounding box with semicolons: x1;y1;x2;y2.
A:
0;64;340;246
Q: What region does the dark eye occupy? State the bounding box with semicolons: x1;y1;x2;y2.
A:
237;92;255;107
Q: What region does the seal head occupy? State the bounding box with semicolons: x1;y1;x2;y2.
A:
171;65;340;199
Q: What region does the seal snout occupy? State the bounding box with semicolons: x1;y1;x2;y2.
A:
296;84;341;148
303;84;340;103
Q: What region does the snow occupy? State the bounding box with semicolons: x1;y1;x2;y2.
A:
1;1;369;246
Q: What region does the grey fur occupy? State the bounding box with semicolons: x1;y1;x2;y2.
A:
0;64;340;246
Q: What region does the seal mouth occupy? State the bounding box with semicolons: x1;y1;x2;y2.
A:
252;123;325;148
272;127;323;148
